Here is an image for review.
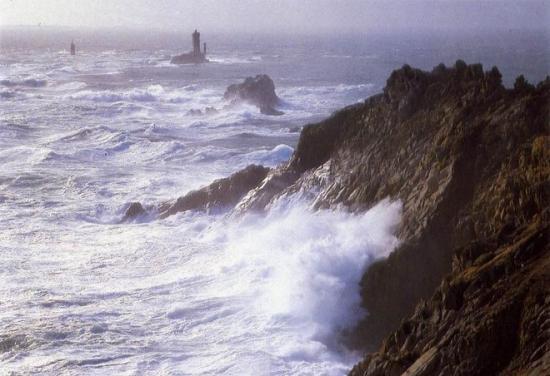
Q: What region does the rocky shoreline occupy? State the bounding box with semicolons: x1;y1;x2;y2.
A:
127;61;549;374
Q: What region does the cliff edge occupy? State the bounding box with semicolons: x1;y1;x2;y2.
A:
234;61;549;373
128;61;549;373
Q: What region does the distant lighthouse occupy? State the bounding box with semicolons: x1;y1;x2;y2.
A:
192;30;201;57
170;29;209;64
70;40;76;55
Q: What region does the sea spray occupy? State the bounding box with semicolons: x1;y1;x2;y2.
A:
0;36;441;375
193;198;402;373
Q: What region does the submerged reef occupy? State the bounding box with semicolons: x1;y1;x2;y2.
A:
129;61;549;374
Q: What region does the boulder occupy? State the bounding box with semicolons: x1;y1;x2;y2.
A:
224;75;284;115
122;202;146;221
187;109;203;116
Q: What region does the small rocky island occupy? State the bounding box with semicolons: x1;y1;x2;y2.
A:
224;74;284;115
174;74;283;117
125;61;549;375
171;29;209;64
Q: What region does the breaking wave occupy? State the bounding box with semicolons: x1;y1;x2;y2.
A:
66;85;221;105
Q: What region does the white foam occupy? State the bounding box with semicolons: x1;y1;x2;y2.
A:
0;47;391;375
208;55;260;64
67;85;165;102
241;144;294;167
65;85;222;108
213;198;401;338
54;81;87;91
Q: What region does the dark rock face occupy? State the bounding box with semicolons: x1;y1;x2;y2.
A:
224;75;284;115
124;61;548;373
350;217;549;376
170;53;208;64
229;62;549;372
122;202;146;221
187;108;203;116
158;164;270;218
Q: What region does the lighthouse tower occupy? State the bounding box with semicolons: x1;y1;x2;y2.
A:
70;40;76;55
192;30;201;57
170;29;209;64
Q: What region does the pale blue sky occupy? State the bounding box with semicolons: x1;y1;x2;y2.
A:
1;0;548;33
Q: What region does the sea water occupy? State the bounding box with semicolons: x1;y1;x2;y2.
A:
0;29;547;375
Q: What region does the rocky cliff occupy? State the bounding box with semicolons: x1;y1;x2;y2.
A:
128;61;549;374
236;62;548;373
235;61;548;373
350;214;549;375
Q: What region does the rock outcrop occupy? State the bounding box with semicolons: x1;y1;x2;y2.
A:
224;75;284;115
158;164;270;219
122;202;146;221
130;61;548;373
222;62;548;372
350;215;549;375
233;63;548;356
170;53;208;64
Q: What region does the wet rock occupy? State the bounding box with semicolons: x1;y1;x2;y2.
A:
219;62;549;372
138;61;548;374
122;202;146;221
204;106;218;115
260;106;284;116
159;164;269;218
187;108;203;116
288;126;301;133
224;74;284;115
0;334;30;353
352;220;549;375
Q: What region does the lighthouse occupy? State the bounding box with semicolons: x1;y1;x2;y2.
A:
192;30;201;57
171;29;209;64
70;40;76;55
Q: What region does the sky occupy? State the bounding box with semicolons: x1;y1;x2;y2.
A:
0;0;549;33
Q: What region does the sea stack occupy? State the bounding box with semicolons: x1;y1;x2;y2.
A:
224;75;284;115
170;29;209;64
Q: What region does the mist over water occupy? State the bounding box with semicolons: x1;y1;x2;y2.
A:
1;28;548;374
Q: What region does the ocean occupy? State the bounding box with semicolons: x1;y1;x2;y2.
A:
0;28;548;375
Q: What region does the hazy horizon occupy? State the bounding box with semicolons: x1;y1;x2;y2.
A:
1;0;549;34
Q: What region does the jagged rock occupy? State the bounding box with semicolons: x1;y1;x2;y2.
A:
187;107;219;116
138;61;548;374
514;74;535;93
223;62;548;366
122;202;146;221
224;75;284;115
350;218;549;375
259;106;284;116
187;108;203;116
204;106;218;115
158;164;269;218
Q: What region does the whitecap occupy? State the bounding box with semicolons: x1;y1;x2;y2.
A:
240;144;294;167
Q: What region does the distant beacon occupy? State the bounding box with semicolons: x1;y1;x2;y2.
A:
70;40;76;56
170;29;209;64
192;30;200;56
